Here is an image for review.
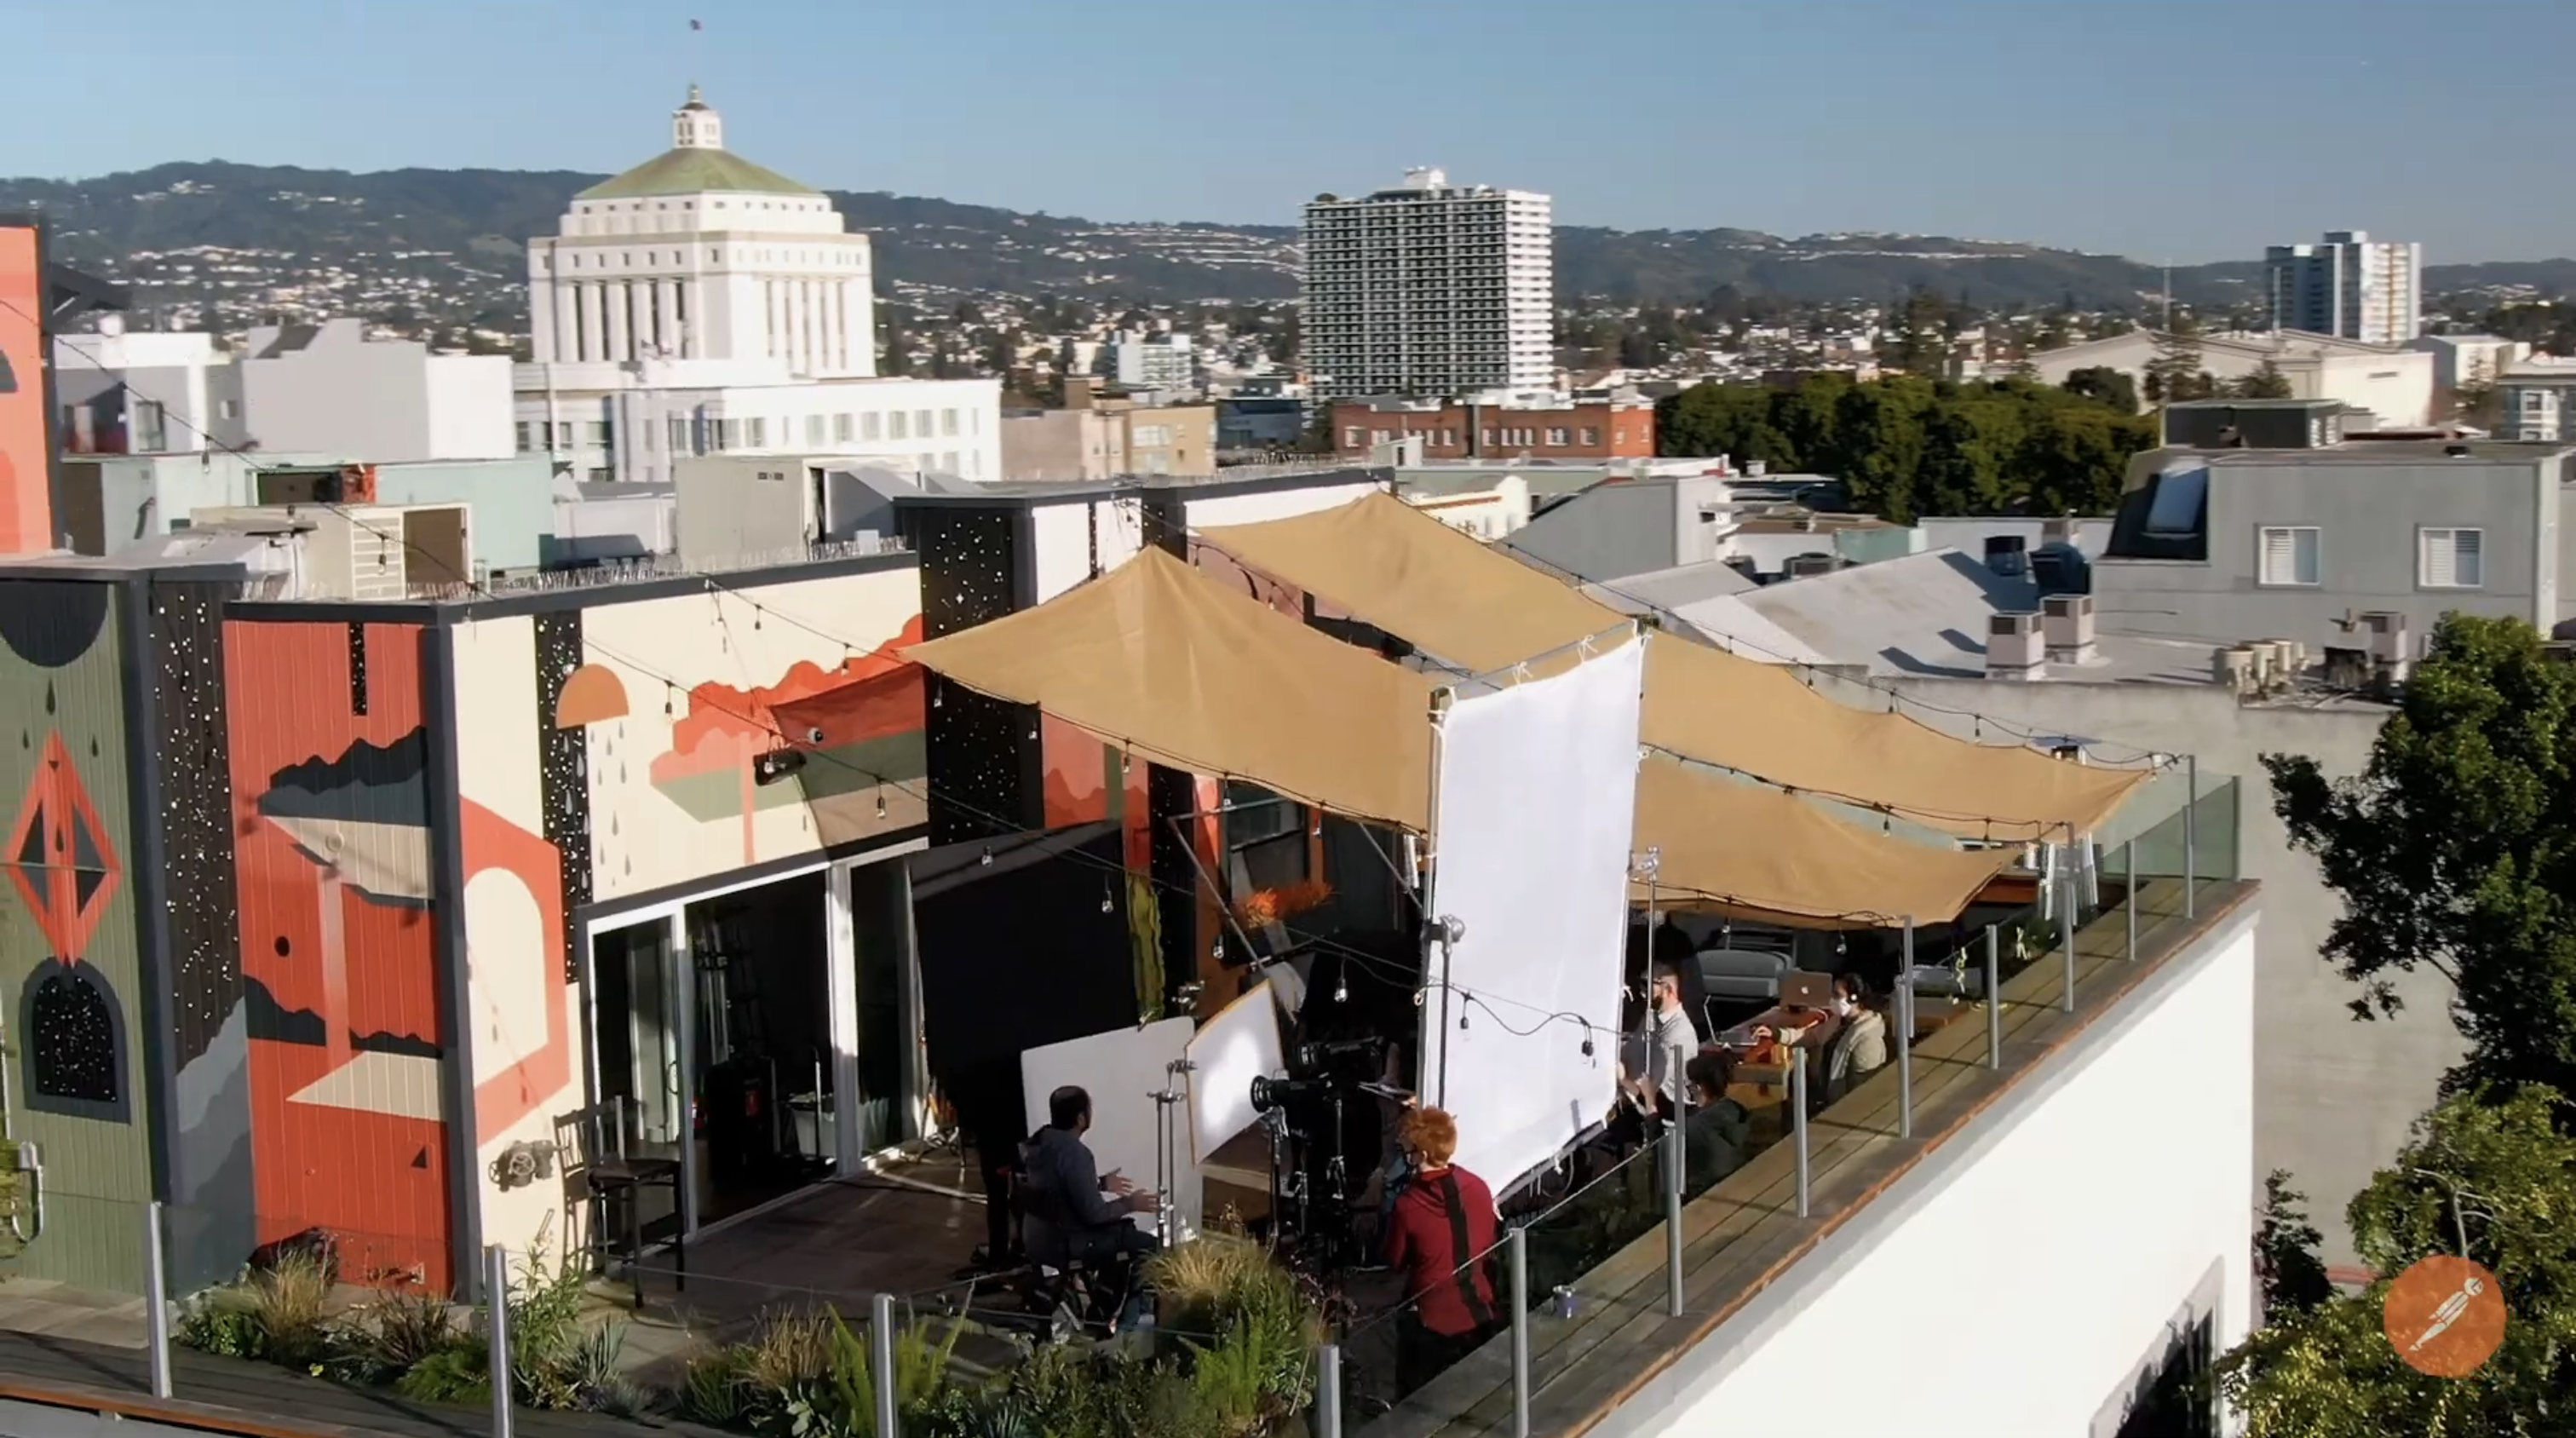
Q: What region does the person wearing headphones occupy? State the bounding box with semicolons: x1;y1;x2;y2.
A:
1383;1107;1502;1394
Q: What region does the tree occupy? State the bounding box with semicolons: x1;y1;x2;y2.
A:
2456;353;2501;429
2063;366;2140;413
2217;1086;2576;1434
2234;359;2294;400
2144;310;2216;404
2255;1171;2335;1320
2263;613;2576;1102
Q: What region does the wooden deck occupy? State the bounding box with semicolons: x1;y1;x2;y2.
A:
1363;877;2255;1438
0;1326;731;1438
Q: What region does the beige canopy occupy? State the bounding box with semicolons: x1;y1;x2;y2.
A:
904;545;1439;831
906;544;2004;928
1198;492;2146;837
1633;757;2011;929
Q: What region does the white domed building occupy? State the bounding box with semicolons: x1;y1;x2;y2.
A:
514;88;999;486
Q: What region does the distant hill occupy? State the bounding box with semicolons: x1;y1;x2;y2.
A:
2;160;2563;319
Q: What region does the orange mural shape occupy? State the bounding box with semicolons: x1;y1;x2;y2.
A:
0;224;52;556
554;664;630;728
650;614;927;785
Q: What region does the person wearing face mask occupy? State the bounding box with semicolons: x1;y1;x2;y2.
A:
1822;973;1890;1104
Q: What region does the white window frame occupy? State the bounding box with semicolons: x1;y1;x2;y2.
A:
2418;526;2484;590
2255;526;2320;588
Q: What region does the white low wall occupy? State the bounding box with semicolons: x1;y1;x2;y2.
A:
1609;909;2257;1438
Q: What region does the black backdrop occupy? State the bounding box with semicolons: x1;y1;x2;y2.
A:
911;822;1138;1142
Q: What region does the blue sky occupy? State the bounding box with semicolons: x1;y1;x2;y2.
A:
16;0;2573;262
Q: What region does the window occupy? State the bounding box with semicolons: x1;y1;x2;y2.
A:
515;422;535;453
133;400;167;452
1581;427;1601;446
1343;426;1362;446
219;399;241;421
1134;424;1173;447
1481;428;1498;446
668;417;689;453
806;414;825;446
747;417;768;447
2145;464;2209;536
585;421;612;448
2257;526;2320;586
2419;527;2484;589
863;412;883;440
588;466;612;483
890;411;909;440
941;452;959;473
941;408;959;437
915;409;934;438
834;412;854;443
1546;427;1570;446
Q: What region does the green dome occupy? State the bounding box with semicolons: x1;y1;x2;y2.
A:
577;147;819;201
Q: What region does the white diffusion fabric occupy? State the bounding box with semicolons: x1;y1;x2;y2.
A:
1022;1017;1198;1235
1420;634;1647;1191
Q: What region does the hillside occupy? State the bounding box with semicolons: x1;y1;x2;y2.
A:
3;160;2561;324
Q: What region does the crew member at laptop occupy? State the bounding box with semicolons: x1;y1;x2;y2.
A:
1383;1106;1502;1393
1021;1085;1161;1272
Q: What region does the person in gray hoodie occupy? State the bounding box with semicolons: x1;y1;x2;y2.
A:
1020;1084;1161;1272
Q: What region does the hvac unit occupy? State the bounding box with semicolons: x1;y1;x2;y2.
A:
2211;645;2255;696
1985;612;2044;680
2359;612;2410;664
2041;594;2096;664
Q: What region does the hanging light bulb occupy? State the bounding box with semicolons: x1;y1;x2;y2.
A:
1333;974;1348;1004
932;684;943;709
1101;880;1115;915
664;683;676;716
980;845;993;866
875;790;888;820
753;606;763;630
1121;751;1132;777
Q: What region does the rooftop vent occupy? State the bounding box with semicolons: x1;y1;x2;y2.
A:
1783;552;1838;579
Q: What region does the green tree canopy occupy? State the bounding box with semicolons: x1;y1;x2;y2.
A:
2234;359;2295;400
2064;365;2140;412
2218;1085;2576;1435
2263;613;2576;1100
1654;373;2153;520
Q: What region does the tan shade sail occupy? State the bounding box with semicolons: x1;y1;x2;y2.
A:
1633;757;2011;929
1641;641;2143;837
1199;492;2146;837
904;545;1438;830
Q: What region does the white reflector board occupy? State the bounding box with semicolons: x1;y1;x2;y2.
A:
1021;1016;1197;1234
1420;633;1647;1190
1187;980;1288;1164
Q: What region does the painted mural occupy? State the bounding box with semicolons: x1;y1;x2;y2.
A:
0;580;152;1291
224;619;451;1289
580;568;929;903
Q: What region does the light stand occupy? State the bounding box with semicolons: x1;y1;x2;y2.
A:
1151;1057;1194;1245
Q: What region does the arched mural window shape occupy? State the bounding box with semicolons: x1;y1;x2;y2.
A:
19;959;129;1121
4;727;131;1123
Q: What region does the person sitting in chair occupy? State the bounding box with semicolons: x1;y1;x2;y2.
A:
1681;1053;1752;1193
1823;973;1891;1104
1020;1084;1161;1276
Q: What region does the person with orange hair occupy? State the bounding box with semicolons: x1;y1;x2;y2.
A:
1383;1105;1503;1392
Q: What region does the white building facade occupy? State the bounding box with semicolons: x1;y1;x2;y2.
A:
2494;355;2576;441
1301;168;1554;402
2264;229;2423;344
515;88;999;485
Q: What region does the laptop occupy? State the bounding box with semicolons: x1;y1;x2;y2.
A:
1779;970;1834;1011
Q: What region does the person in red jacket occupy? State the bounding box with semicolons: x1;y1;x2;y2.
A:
1383;1105;1503;1393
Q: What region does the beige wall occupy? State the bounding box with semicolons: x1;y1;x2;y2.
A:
448;614;589;1259
577;564;929;903
1122;404;1216;477
1000;409;1124;481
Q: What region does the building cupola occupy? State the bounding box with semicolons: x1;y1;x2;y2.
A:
673;84;723;151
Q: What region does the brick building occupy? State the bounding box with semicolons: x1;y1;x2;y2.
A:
1330;396;1655;460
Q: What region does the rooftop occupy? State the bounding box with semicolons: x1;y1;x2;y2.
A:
576;147;820;200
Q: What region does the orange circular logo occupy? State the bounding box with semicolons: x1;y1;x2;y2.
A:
2383;1255;2506;1377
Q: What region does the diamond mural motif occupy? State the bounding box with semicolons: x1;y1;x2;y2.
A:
3;731;123;959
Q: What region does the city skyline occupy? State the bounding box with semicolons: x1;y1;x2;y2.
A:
17;0;2576;264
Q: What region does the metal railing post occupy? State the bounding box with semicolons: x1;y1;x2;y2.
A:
1316;1343;1343;1438
145;1200;172;1399
1896;917;1914;1140
871;1293;900;1438
486;1245;513;1438
2124;838;2138;961
2060;870;2079;1015
1663;1087;1685;1317
2184;753;2199;918
1509;1227;1531;1438
1984;925;2002;1070
1791;1049;1811;1218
